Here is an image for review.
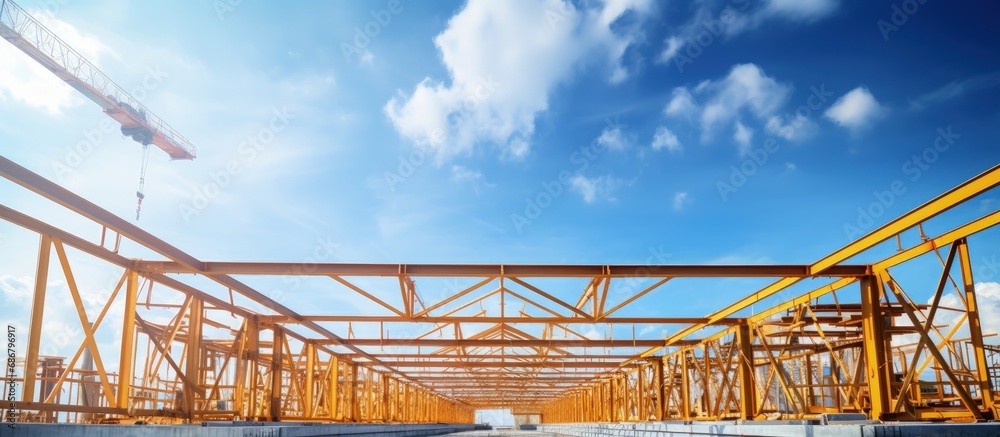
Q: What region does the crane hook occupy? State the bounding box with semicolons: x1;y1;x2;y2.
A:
136;144;150;220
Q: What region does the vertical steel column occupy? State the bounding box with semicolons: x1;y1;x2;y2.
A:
350;362;360;421
860;274;890;420
246;316;260;418
328;355;339;420
22;234;51;404
654;357;664;420
304;342;315;418
957;238;995;413
402;382;409;422
830;355;842;411
233;321;247;417
681;350;691;420
638;364;645;420
802;355;822;411
381;374;389;421
608;377;621;422
737;321;756;420
703;343;711;417
184;298;203;421
804;353;813;410
117;269;138;410
365;369;374;421
270;327;284;421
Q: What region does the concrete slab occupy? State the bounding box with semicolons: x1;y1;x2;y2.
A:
444;432;563;437
536;421;1000;437
0;422;478;437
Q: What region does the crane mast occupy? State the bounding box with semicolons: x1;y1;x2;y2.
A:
0;0;196;160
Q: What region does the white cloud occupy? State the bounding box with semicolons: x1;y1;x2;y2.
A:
909;71;1000;110
0;274;127;363
451;165;495;194
0;9;116;115
785;162;797;171
360;50;374;65
638;324;660;336
657;0;838;65
973;282;1000;337
658;36;683;63
597;125;629;151
582;326;603;340
385;0;652;162
451;165;482;182
733;120;753;155
569;174;619;203
0;275;31;302
766;113;816;141
651;126;681;153
672;191;690;211
506;137;531;160
663;87;698;118
727;0;839;36
824;86;885;131
666;63;816;143
761;0;839;22
699;64;791;135
895;282;1000;347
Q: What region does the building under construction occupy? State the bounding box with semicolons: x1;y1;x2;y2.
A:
3;0;1000;436
3;157;1000;437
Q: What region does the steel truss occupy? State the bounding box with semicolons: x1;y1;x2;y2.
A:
1;155;999;424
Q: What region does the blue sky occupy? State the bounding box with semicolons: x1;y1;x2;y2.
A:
2;0;1000;389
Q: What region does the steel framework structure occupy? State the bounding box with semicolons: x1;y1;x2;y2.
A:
1;154;999;424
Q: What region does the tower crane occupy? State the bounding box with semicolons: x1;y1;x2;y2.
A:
0;0;195;219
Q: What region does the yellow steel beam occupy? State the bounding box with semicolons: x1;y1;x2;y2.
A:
184;298;203;420
357;353;640;359
957;238;995;414
860;274;893;420
891;243;958;413
645;164;1000;358
736;322;755;420
133;261;869;277
304;342;315;419
414;277;496;317
369;361;632;368
0;159;445;393
270;327;285;421
314;338;687;347
660;208;1000;368
21;234;50;404
117;269;138;411
507;277;594;320
52;239;118;408
598;278;672;320
42;271;126;404
815;165;1000;273
329;275;406;318
261;315;732;325
884;274;983;420
4;153;1000;422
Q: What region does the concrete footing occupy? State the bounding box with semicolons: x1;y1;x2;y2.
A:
0;422;478;437
536;420;1000;437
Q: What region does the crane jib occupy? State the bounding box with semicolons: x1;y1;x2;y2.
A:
0;0;195;161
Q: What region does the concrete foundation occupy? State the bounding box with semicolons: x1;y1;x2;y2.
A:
536;420;1000;437
0;422;478;437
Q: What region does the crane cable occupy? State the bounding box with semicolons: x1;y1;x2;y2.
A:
136;144;150;220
